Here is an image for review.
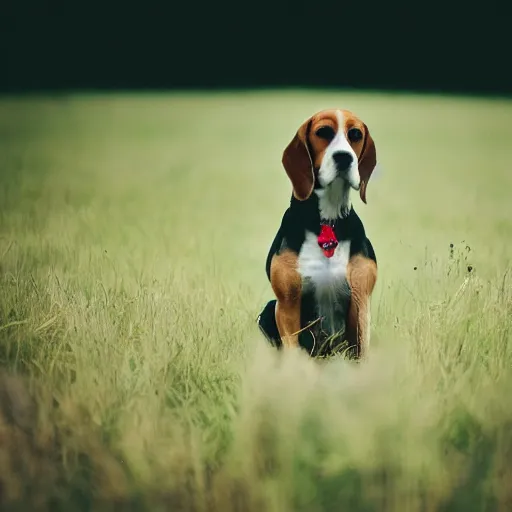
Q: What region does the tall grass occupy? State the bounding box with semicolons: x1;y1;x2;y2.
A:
0;91;511;511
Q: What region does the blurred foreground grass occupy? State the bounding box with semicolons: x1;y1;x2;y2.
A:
0;91;511;511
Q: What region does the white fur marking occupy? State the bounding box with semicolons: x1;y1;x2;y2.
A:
315;178;351;220
298;232;351;335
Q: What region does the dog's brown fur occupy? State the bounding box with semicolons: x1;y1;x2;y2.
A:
270;250;302;348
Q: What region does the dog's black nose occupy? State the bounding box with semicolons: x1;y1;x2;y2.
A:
332;151;353;172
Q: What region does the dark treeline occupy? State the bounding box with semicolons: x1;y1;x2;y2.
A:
2;1;510;95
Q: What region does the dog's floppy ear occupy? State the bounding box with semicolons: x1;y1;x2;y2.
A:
282;118;314;201
358;124;377;204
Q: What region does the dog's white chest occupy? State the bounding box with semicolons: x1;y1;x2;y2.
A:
298;231;351;333
298;231;350;289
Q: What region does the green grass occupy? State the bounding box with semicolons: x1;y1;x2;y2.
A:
0;91;511;511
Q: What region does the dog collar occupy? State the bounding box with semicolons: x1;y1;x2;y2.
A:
317;220;338;258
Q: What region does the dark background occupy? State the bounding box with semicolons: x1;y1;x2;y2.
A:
1;1;510;96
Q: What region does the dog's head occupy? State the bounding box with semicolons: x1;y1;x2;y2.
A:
282;109;377;203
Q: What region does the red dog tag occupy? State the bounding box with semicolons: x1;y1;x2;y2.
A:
317;224;338;258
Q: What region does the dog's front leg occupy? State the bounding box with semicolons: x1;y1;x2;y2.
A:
270;251;302;349
275;300;301;348
346;255;377;359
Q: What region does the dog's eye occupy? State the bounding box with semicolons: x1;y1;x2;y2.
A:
315;126;335;142
347;127;363;143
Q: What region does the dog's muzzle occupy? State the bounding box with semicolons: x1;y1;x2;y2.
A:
332;150;360;190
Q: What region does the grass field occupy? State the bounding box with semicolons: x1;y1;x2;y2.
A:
0;91;511;511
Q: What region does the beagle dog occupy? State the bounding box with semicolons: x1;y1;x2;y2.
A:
257;109;378;358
